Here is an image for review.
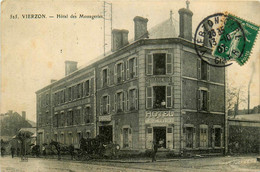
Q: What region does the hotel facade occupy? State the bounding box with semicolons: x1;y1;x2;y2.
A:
36;5;226;155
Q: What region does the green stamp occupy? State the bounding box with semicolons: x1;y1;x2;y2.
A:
212;12;259;65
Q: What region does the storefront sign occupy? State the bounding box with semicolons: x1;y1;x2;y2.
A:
145;77;172;84
99;115;111;122
145;111;174;124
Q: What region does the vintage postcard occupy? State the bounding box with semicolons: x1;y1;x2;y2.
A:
1;0;260;171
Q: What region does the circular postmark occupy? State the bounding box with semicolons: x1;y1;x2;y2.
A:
194;13;246;67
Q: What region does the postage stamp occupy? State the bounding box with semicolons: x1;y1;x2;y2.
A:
212;12;260;66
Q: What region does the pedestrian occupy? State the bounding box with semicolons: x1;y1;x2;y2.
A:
1;146;5;157
69;144;74;160
152;141;158;162
17;147;20;157
10;146;15;158
42;145;46;157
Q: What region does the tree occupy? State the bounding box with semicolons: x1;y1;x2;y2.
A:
227;83;247;117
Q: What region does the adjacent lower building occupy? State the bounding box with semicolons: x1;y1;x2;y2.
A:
36;4;226;155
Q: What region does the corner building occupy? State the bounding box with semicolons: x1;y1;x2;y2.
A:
36;5;226;155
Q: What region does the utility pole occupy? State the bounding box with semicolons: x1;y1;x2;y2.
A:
103;1;112;56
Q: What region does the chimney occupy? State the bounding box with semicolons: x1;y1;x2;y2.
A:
121;29;129;46
111;29;129;52
65;61;78;76
22;111;26;120
133;16;148;40
8;110;13;115
51;79;57;83
178;1;193;41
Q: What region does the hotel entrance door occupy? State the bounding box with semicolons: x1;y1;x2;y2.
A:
153;127;166;148
99;126;113;143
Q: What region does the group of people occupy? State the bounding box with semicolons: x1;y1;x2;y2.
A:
0;146;20;158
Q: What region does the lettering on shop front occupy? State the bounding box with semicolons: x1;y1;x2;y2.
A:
54;99;90;111
145;111;174;124
145;77;172;84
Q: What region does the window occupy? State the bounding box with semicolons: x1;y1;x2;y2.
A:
77;84;81;98
60;112;64;127
101;68;110;87
68;87;72;101
185;127;195;148
74;109;81;125
85;132;90;139
67;111;74;126
60;133;64;144
101;95;110;115
85;80;90;96
213;127;222;147
115;91;124;112
200;125;208;147
46;94;49;106
198;59;209;80
128;89;138;111
115;62;124;84
146;86;172;109
198;89;209;111
53;113;58;127
146;53;172;75
127;57;138;79
46;112;49;125
85;107;91;123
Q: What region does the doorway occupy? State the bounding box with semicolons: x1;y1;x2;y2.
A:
153;127;166;148
99;126;113;143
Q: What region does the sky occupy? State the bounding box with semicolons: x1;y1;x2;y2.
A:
1;0;260;121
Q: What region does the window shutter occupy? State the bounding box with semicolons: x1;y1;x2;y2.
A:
207;91;210;111
126;90;129;111
146;54;153;75
122;92;125;111
107;68;110;85
128;128;132;148
126;60;129;80
198;58;201;79
197;90;201;110
220;128;223;148
114;65;117;84
212;127;215;148
193;127;196;148
100;70;103;88
114;93;117;112
107;95;110;114
207;63;210;81
146;87;153;109
135;89;138;110
135;57;138;77
122;62;124;81
166;86;172;108
100;98;103;115
166;53;173;74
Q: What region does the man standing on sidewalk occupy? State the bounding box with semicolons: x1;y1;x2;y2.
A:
10;146;15;158
152;141;158;162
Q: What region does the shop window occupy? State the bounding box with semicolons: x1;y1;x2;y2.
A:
128;89;138;111
214;128;221;147
115;91;124;112
101;95;110;115
146;53;172;75
200;125;208;147
85;107;91;123
54;134;58;142
85;80;90;96
146;86;172;109
198;89;209;111
115;62;124;84
127;57;138;79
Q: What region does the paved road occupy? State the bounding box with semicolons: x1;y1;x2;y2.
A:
1;155;260;172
